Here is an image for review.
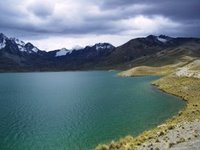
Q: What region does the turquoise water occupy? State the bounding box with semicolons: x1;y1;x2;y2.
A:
0;71;185;150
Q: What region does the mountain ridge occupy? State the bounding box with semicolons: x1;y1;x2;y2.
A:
0;33;200;72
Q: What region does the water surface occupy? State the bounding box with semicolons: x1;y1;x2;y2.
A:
0;71;185;150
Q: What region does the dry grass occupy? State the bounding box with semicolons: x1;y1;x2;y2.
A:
118;63;183;77
119;56;198;77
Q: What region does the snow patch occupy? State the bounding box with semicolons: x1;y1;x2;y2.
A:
10;38;28;52
55;48;70;57
11;38;25;46
32;47;39;53
0;38;6;49
95;43;112;50
17;45;26;52
157;37;168;43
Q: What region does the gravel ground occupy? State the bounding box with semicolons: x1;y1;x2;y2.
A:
137;119;200;150
170;137;200;150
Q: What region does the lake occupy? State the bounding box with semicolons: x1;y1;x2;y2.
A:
0;71;185;150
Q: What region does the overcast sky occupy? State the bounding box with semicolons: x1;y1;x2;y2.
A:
0;0;199;51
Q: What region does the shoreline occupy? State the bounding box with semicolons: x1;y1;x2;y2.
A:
96;72;200;149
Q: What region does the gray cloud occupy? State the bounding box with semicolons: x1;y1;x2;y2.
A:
0;0;199;45
146;0;200;21
101;0;200;20
28;1;54;18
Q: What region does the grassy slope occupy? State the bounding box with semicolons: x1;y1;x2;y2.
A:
118;63;184;77
114;41;200;70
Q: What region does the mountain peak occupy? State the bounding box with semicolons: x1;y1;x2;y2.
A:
146;35;157;39
25;42;34;47
0;33;7;38
10;37;25;46
94;43;114;50
25;42;39;53
157;35;172;43
158;35;171;39
55;48;70;57
146;34;172;43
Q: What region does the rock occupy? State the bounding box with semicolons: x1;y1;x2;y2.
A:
176;138;186;144
157;131;165;136
169;142;175;148
168;125;175;130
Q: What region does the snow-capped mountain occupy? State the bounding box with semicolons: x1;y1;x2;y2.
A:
0;33;115;59
52;43;115;57
0;33;41;54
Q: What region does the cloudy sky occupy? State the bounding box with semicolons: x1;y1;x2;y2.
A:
0;0;199;51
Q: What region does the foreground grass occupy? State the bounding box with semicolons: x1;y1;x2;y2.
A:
95;59;200;150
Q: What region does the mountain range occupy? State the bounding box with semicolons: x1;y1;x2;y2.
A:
0;33;200;72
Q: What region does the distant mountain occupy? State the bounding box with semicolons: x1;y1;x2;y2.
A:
104;35;200;69
0;33;200;72
0;33;47;71
0;33;115;71
0;33;41;54
48;43;114;58
43;43;115;70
